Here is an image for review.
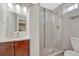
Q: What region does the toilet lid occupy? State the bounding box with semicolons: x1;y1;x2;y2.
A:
64;50;79;56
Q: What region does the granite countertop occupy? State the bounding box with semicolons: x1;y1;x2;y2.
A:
0;37;30;43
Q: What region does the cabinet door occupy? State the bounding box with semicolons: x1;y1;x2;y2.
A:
0;42;14;56
15;40;30;56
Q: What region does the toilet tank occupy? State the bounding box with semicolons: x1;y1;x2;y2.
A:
71;37;79;52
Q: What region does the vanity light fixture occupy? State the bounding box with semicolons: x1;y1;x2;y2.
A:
16;4;21;10
23;7;27;12
8;3;13;8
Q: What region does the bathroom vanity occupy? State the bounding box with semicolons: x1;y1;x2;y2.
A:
0;3;30;56
0;39;30;56
0;38;30;56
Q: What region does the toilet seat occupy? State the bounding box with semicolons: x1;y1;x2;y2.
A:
64;50;79;56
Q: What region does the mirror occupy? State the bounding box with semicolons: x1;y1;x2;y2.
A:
6;3;27;38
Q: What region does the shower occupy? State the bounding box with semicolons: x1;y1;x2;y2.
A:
40;7;64;56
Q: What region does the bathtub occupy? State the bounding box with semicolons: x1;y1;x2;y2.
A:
48;50;64;56
40;48;64;56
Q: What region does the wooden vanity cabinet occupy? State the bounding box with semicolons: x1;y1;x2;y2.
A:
0;40;30;56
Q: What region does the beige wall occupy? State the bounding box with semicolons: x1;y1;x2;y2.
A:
29;4;40;56
0;3;8;39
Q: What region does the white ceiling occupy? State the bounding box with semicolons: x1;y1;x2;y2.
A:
40;3;62;10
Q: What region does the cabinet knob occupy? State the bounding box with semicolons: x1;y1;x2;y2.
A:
12;44;14;47
15;43;17;46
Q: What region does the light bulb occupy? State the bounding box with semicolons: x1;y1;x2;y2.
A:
23;7;27;12
16;4;20;10
8;3;13;8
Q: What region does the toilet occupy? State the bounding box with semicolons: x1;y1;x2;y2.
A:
64;37;79;56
